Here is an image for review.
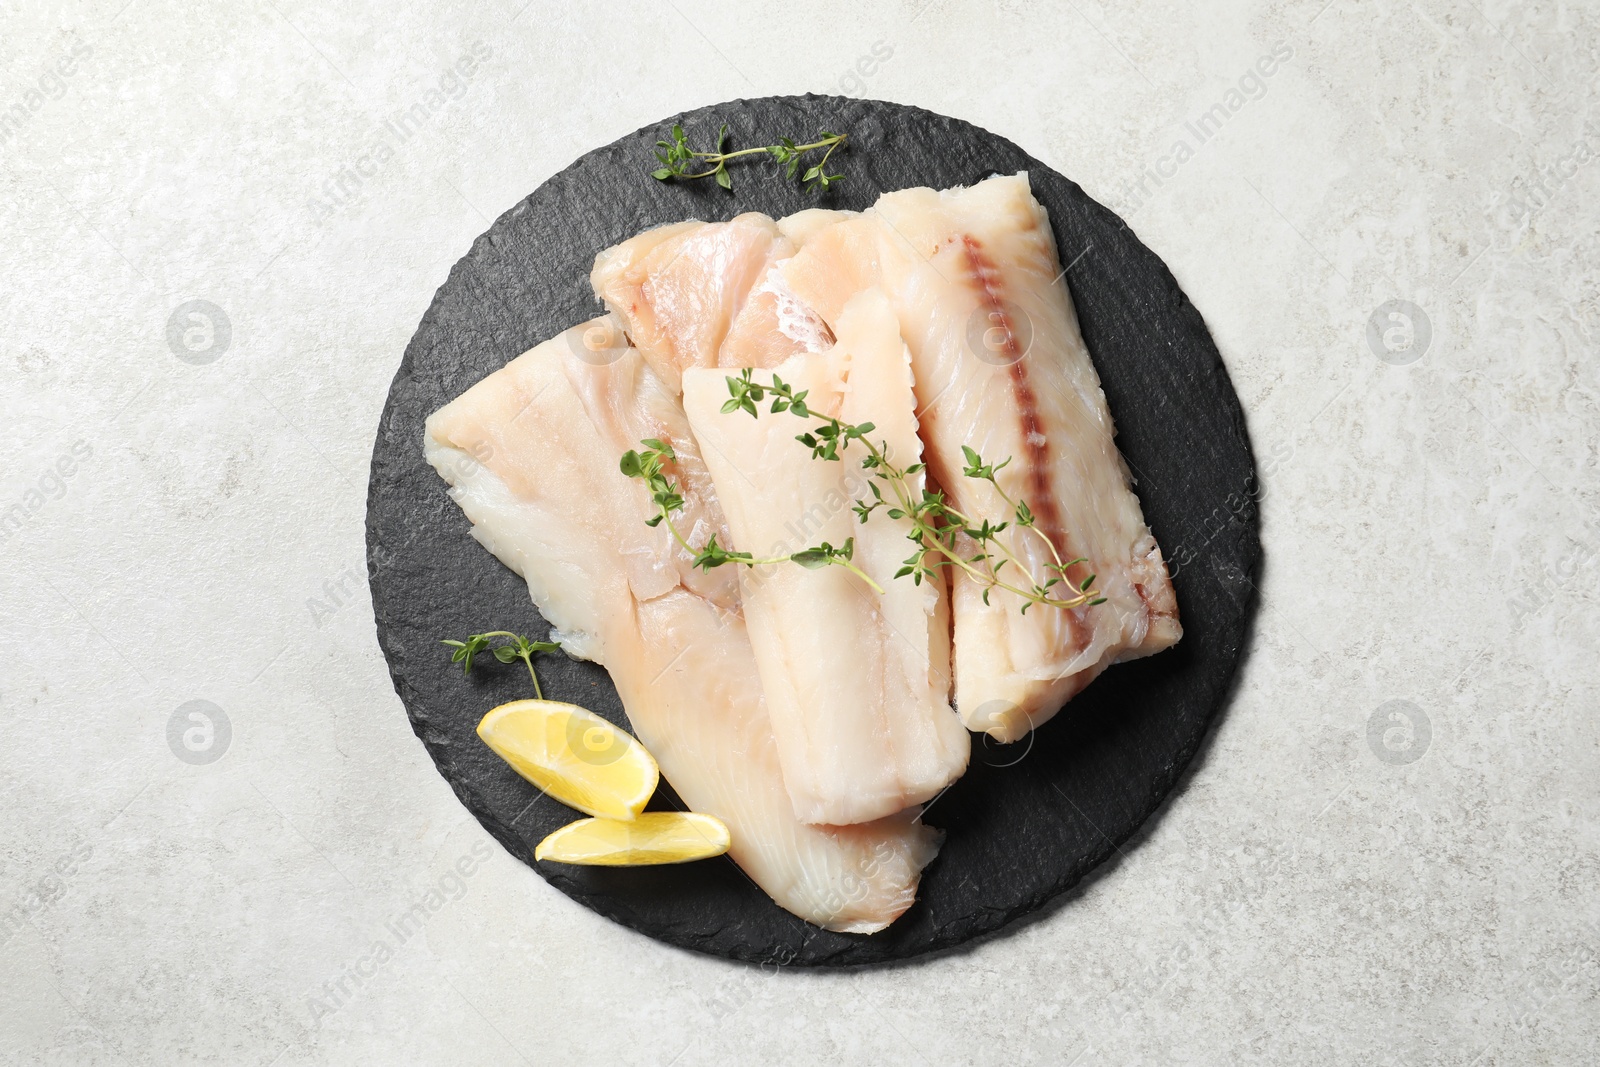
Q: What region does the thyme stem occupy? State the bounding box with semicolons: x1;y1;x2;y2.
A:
651;123;847;192
441;631;559;699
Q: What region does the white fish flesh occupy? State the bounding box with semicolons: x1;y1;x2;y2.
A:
780;174;1181;741
682;290;970;826
590;214;833;393
424;320;941;932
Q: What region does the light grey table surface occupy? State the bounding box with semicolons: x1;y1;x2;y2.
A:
3;1;1596;1064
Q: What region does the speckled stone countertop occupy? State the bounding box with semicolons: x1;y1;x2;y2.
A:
2;2;1595;1064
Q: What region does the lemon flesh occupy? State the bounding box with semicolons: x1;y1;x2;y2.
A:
535;812;731;866
476;699;658;821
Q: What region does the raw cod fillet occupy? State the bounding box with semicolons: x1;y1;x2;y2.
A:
780;174;1181;742
682;290;970;826
424;320;941;932
591;213;835;392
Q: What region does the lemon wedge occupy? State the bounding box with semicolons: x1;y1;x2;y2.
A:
535;811;731;866
477;699;659;821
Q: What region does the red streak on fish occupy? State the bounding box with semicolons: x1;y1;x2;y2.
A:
959;236;1061;545
959;235;1088;652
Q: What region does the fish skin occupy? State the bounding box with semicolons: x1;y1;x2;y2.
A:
780;174;1181;742
424;320;941;933
683;290;970;827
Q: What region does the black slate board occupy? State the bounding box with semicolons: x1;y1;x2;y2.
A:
366;95;1260;967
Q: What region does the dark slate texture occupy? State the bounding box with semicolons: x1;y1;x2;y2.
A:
366;95;1261;967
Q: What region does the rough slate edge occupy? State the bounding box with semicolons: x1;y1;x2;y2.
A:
366;94;1262;968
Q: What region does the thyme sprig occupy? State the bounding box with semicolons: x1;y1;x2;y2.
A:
442;631;560;699
719;370;1105;615
651;123;847;192
618;438;884;592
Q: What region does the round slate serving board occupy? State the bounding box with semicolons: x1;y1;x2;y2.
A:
367;95;1260;967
